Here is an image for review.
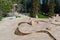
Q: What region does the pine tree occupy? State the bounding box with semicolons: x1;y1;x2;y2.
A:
30;0;40;18
49;0;54;16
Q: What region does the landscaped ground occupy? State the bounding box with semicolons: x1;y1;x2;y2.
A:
0;13;60;40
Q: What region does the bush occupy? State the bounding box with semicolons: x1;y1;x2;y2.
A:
0;0;12;14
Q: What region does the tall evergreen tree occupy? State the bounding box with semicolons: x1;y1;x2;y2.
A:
49;0;54;16
41;0;49;14
30;0;40;18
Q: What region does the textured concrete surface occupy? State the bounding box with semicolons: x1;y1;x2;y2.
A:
0;14;60;40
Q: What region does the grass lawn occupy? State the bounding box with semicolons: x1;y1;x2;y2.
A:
16;16;21;18
38;14;49;18
0;16;2;21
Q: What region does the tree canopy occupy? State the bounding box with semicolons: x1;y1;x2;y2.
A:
0;0;12;14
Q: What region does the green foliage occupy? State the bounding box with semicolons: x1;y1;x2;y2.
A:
30;0;40;18
38;14;49;18
0;0;12;14
0;16;2;21
16;16;20;18
49;0;54;16
24;0;28;3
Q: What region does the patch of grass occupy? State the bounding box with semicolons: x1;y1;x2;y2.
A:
16;16;21;18
38;14;49;18
0;16;2;21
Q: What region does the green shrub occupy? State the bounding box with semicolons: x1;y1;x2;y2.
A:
0;0;12;14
